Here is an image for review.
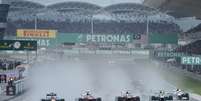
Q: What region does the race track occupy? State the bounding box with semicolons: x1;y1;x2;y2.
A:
8;55;201;101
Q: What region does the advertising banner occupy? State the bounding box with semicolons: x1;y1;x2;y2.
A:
155;51;185;58
85;34;132;43
0;40;37;51
17;38;56;47
17;29;57;38
149;33;178;44
57;33;82;43
58;33;133;43
181;56;201;65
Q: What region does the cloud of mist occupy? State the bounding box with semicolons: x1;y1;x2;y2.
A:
25;56;176;101
27;60;93;101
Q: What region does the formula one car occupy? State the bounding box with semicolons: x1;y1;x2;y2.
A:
77;91;101;101
150;90;173;101
115;91;140;101
173;89;189;100
41;92;65;101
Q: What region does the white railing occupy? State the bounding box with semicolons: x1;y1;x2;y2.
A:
63;49;150;56
13;78;26;95
0;83;6;94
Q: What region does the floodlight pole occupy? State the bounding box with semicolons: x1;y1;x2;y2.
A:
90;15;94;50
146;16;149;45
91;15;94;35
34;14;38;30
26;50;29;64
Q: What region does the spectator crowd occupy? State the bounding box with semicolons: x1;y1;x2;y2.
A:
6;19;181;36
0;59;21;71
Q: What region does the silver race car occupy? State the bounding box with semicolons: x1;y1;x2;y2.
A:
150;90;173;101
173;89;189;100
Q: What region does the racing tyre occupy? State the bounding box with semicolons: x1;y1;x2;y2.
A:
177;96;182;100
165;96;173;100
160;98;165;101
151;96;159;100
135;96;140;101
97;98;101;101
58;99;65;101
183;93;190;100
117;97;124;101
78;98;83;101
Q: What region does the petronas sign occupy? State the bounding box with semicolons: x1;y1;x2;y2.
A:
85;34;132;43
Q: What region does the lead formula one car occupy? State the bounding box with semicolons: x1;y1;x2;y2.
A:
115;91;140;101
173;89;189;100
41;92;65;101
150;91;173;101
77;91;101;101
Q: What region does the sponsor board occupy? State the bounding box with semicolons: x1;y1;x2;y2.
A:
17;38;55;47
85;34;132;43
155;51;185;58
149;33;178;44
17;29;57;38
181;56;201;65
0;40;37;51
57;33;137;43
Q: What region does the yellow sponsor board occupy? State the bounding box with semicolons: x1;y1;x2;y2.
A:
17;29;57;38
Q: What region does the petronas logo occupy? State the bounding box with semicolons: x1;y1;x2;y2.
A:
78;34;83;42
13;42;21;49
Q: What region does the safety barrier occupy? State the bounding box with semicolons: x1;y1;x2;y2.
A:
0;83;6;94
63;49;150;56
6;78;26;96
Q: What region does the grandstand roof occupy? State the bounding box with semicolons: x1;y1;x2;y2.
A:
7;1;170;22
186;24;201;33
143;0;201;19
8;1;159;15
47;1;101;13
104;3;158;15
9;1;45;12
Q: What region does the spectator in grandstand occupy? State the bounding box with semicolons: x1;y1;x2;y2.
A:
0;59;21;71
0;74;6;83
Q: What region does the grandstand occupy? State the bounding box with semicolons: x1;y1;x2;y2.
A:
0;4;9;39
4;0;201;75
5;0;181;36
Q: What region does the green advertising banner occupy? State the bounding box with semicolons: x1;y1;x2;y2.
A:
149;33;178;44
84;34;132;43
58;33;134;43
181;56;201;65
0;40;37;51
57;33;82;43
17;38;56;47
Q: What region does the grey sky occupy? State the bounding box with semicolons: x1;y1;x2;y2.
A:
29;0;144;6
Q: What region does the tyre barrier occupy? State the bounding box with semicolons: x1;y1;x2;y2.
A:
6;79;25;96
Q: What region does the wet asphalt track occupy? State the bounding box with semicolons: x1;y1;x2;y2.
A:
5;55;200;101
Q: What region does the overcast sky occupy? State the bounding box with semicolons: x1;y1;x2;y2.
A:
29;0;144;6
